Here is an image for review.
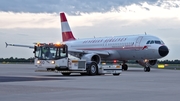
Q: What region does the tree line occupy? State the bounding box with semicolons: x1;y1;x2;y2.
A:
158;59;180;64
0;57;180;64
0;57;34;63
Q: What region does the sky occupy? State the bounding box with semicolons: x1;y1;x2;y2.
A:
0;0;180;60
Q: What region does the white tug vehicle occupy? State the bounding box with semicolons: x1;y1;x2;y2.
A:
34;43;122;76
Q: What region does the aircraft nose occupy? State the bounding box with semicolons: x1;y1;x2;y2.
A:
158;46;169;57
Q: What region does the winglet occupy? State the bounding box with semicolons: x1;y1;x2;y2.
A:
60;12;76;42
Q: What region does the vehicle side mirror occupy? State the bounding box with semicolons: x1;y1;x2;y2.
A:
62;46;66;53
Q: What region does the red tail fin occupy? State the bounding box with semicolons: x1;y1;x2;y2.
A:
60;12;76;42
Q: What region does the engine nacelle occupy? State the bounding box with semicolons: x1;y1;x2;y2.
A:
136;60;157;67
81;54;101;64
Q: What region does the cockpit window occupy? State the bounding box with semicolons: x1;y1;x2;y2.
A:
146;40;164;44
146;41;150;44
150;40;154;44
155;40;161;44
161;41;164;44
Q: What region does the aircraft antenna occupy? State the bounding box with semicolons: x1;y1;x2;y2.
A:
145;32;147;35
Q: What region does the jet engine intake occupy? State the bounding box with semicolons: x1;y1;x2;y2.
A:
81;54;101;64
136;60;157;67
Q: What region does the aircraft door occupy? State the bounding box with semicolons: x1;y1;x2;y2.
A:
135;36;143;50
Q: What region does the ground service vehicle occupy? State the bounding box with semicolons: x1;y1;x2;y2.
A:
34;43;122;76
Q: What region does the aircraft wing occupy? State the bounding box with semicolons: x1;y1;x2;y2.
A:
5;42;110;56
5;42;34;49
68;49;110;56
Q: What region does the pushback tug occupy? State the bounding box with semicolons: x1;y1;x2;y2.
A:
34;42;122;76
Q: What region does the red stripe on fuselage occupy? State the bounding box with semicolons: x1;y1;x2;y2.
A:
76;47;143;50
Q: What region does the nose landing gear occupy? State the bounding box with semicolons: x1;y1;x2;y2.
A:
144;61;150;72
144;67;150;72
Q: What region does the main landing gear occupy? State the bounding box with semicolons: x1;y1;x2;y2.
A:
122;62;128;71
121;60;151;72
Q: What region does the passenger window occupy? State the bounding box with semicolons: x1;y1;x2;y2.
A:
146;41;150;44
150;40;154;44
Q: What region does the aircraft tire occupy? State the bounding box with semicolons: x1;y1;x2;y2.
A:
122;64;128;71
144;67;150;72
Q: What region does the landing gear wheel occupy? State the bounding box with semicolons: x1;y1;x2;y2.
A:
144;67;150;72
122;64;128;71
62;73;71;76
87;62;98;75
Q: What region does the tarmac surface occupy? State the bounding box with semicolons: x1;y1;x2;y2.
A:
0;64;180;101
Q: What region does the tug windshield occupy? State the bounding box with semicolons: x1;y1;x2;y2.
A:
34;44;68;60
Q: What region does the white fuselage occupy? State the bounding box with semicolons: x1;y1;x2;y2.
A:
64;34;168;61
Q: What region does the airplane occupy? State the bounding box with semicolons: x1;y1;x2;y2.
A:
5;12;169;72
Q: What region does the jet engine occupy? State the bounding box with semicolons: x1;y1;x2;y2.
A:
81;54;101;64
136;60;157;67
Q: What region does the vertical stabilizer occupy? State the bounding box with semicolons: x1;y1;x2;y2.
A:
60;12;76;42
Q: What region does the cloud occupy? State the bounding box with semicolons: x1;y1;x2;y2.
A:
1;1;180;29
0;0;158;14
0;0;179;16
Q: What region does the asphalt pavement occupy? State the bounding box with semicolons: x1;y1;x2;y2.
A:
0;64;180;101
